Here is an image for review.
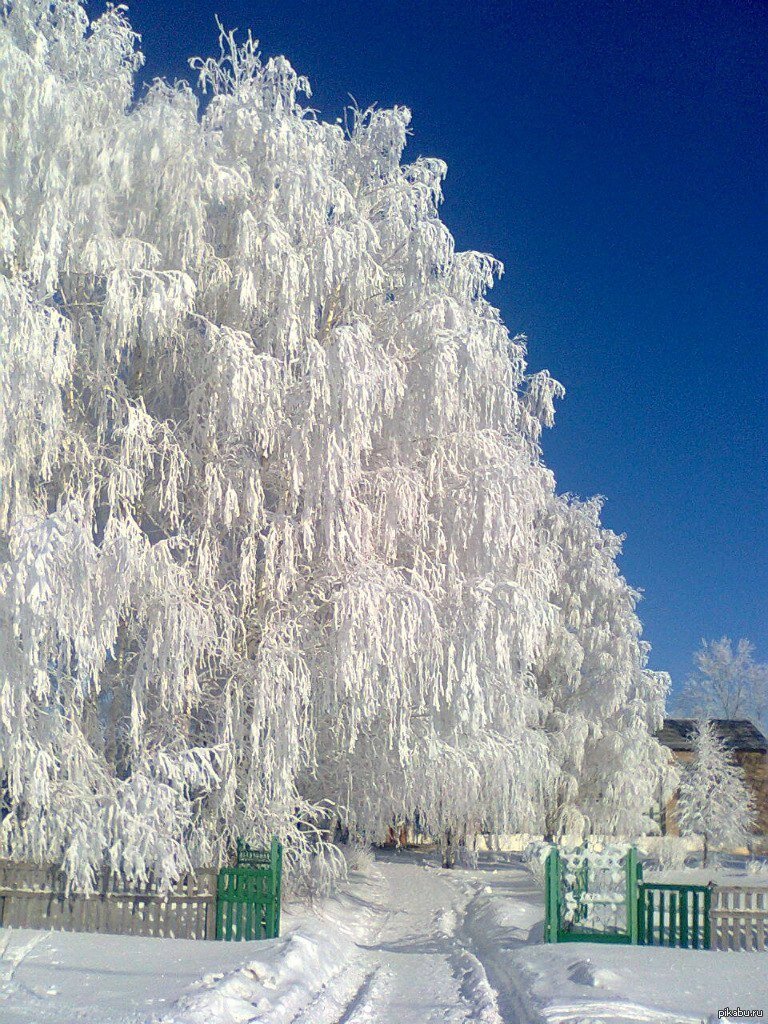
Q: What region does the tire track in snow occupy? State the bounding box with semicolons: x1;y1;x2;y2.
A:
287;960;378;1024
333;966;385;1024
283;858;506;1024
423;872;505;1023
454;875;540;1024
447;947;504;1024
364;859;506;1024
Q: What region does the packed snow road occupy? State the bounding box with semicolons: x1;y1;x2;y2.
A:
287;854;506;1024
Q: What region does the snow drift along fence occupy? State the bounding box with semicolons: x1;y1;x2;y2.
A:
0;861;217;939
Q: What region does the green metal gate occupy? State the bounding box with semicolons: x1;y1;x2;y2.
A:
637;881;711;948
545;845;640;944
545;845;714;950
215;837;282;941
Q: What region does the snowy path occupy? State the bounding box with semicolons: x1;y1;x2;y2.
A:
288;855;504;1024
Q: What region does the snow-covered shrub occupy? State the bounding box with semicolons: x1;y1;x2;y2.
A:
654;836;689;872
342;840;376;876
0;0;670;888
522;841;551;889
286;840;348;902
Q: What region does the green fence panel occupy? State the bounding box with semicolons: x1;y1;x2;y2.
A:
216;838;283;940
637;882;712;950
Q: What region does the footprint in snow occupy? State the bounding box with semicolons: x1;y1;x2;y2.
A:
567;958;621;989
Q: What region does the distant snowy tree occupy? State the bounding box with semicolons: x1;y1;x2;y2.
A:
677;638;768;736
676;720;756;865
0;0;669;888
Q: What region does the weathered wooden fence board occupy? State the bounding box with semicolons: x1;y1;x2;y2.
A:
0;861;218;939
711;886;768;952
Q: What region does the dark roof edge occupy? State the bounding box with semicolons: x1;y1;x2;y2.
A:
655;718;768;753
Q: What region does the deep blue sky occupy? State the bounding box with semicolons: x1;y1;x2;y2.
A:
112;0;767;691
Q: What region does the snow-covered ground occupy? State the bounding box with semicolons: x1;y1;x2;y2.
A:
0;850;766;1024
463;855;768;1024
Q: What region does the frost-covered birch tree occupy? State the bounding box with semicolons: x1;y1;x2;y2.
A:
676;720;756;865
0;0;669;888
678;638;768;737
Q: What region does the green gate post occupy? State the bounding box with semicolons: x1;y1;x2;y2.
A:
626;847;639;944
545;846;560;943
270;836;283;937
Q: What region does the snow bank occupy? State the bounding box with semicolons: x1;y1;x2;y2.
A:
509;944;768;1024
0;928;258;1024
0;865;385;1024
156;866;385;1023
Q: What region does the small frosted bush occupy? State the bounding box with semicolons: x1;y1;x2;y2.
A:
343;840;376;875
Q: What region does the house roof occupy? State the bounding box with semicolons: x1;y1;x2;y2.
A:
656;718;768;754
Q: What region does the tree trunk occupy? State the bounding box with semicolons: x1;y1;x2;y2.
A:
702;833;709;867
441;827;455;868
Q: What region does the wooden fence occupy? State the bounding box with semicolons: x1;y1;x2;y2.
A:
0;860;217;939
711;886;768;952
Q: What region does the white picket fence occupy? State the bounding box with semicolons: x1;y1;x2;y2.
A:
710;886;768;952
0;860;217;939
